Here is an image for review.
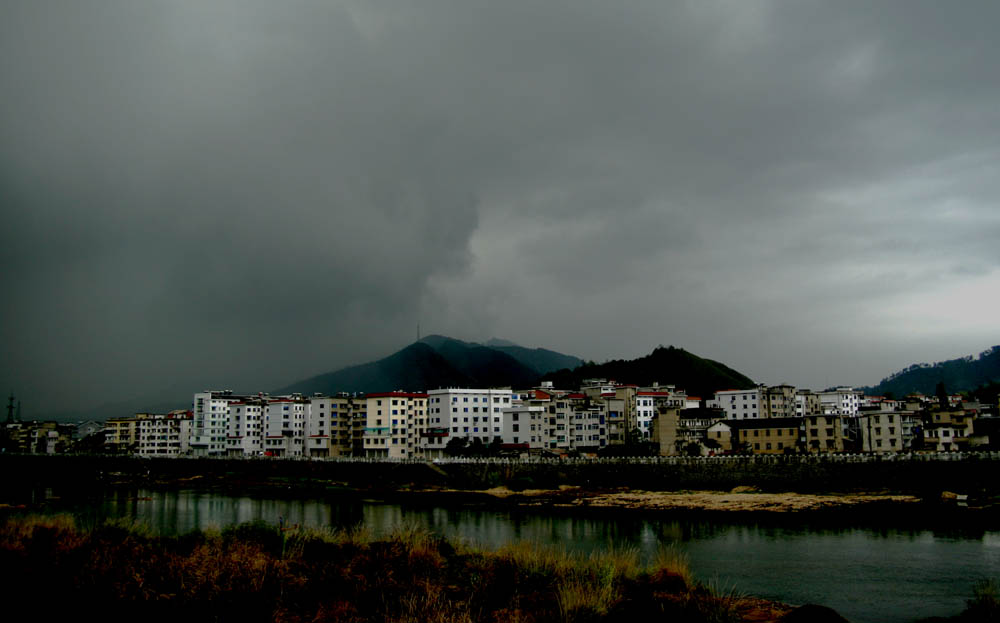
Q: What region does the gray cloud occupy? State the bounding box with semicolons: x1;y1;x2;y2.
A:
2;1;999;416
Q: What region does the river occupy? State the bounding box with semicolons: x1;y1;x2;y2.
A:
30;487;1000;623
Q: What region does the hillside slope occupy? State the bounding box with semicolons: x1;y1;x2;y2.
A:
863;346;1000;397
273;337;546;395
540;345;756;399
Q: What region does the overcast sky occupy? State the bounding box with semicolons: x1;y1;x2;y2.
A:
3;1;999;416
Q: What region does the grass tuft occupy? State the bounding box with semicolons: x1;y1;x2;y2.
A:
965;578;1000;621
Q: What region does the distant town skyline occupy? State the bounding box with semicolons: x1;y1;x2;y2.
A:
2;1;998;415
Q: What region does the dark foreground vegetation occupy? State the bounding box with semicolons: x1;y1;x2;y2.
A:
4;515;999;622
0;514;782;623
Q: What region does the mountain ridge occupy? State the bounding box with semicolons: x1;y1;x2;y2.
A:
34;337;757;419
540;345;756;399
862;345;1000;397
271;335;580;396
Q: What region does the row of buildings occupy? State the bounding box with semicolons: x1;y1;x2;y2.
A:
98;381;998;459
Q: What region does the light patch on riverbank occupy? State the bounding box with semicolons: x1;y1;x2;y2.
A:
470;487;921;512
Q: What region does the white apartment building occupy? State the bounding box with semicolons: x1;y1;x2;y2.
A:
422;388;513;456
192;390;245;456
263;398;307;457
710;388;765;420
500;404;548;450
363;392;428;459
818;387;862;416
227;397;266;456
137;411;192;456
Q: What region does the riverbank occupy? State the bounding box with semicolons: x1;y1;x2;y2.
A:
1;514;809;623
4;453;999;529
444;486;923;513
6;453;1000;501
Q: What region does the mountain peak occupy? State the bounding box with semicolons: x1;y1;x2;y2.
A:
274;336;583;396
417;334;477;349
484;337;521;348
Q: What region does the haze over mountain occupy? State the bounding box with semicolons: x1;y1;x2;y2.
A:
862;346;1000;398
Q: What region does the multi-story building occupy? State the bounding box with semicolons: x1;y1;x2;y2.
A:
650;407;680;456
105;415;144;453
818;387;862;416
501;390;552;451
636;391;664;439
564;393;608;452
900;413;922;450
192;390;245;456
730;418;801;454
795;390;824;417
651;406;727;455
138;411;193;456
583;381;638;442
602;393;628;444
677;407;726;449
363;392;428;459
422;388;513;456
705;420;734;453
227;397;267;456
922;408;976;452
636;387;685;439
499;390;608;454
263;397;307;457
711;387;764;420
304;393;358;458
857;412;903;453
764;385;797;418
802;414;844;453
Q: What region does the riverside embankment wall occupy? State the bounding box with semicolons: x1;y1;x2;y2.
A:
3;452;1000;497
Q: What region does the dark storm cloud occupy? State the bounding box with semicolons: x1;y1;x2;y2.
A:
2;1;999;414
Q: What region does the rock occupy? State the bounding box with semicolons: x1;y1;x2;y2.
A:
731;485;759;493
780;604;850;622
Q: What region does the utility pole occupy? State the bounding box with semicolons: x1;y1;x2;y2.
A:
5;393;13;424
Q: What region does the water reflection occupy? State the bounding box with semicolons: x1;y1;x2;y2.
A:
21;487;1000;623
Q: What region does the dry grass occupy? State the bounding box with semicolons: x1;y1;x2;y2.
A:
0;514;746;623
651;544;695;587
0;513;81;548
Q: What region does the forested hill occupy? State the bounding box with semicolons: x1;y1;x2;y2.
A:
272;335;582;396
862;346;1000;397
540;345;756;399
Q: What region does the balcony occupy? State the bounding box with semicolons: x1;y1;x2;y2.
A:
422;428;450;438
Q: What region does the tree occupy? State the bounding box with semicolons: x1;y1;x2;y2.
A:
681;441;702;457
445;437;469;457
